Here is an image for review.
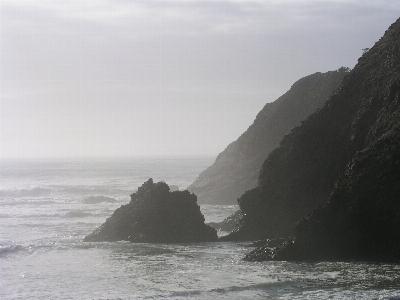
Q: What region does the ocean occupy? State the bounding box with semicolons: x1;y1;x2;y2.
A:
1;157;400;299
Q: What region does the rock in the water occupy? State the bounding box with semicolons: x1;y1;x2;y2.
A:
243;238;293;262
83;179;218;243
83;196;117;204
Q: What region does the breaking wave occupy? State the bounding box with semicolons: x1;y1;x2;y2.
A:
63;210;93;218
0;244;31;257
0;185;129;200
0;187;52;198
82;195;117;204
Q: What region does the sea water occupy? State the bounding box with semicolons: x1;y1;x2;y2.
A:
1;157;400;300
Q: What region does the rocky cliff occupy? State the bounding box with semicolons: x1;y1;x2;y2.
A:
84;179;218;243
245;126;400;262
188;69;349;204
225;17;400;244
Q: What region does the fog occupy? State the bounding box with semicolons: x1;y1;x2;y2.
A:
1;0;399;158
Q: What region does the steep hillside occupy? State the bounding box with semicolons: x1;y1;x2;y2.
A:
267;127;400;262
224;17;400;242
245;126;400;262
188;69;349;204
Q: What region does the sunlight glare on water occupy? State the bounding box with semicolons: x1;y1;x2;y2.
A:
1;158;400;299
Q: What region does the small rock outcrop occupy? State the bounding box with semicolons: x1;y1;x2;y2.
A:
83;179;218;243
188;69;349;204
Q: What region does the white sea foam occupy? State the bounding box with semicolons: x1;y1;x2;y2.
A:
0;187;53;198
0;244;28;257
1;157;400;299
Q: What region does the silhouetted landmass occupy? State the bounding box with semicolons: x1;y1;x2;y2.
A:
84;179;217;243
245;128;400;262
234;18;400;262
188;69;349;204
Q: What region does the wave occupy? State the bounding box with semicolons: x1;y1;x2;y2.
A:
0;187;52;198
0;210;104;219
0;199;59;207
0;244;31;257
0;185;129;202
0;212;63;219
82;195;117;204
63;210;92;218
56;186;129;196
0;242;72;257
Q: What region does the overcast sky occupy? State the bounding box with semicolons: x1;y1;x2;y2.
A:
1;0;399;159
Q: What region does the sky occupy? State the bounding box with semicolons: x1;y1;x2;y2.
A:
1;0;399;159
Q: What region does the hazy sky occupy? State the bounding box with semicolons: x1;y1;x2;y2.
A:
1;0;399;159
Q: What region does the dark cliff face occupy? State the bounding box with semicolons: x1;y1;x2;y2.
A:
83;179;218;243
188;69;349;205
226;17;400;243
246;127;400;262
286;127;400;262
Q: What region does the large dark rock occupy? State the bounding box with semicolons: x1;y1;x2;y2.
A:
226;17;400;244
83;179;218;243
286;128;400;262
245;127;400;262
188;69;349;204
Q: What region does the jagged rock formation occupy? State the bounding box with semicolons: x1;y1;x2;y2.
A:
225;17;400;247
83;179;218;243
188;69;349;204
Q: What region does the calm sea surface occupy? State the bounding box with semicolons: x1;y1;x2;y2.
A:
1;157;400;299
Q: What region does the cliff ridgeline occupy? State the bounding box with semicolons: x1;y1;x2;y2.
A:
232;18;400;263
188;69;349;205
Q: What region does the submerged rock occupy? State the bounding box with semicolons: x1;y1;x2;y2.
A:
83;179;218;243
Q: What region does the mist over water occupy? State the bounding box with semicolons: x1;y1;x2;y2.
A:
1;157;400;299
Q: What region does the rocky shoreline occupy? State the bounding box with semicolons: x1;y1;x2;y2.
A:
85;18;400;263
